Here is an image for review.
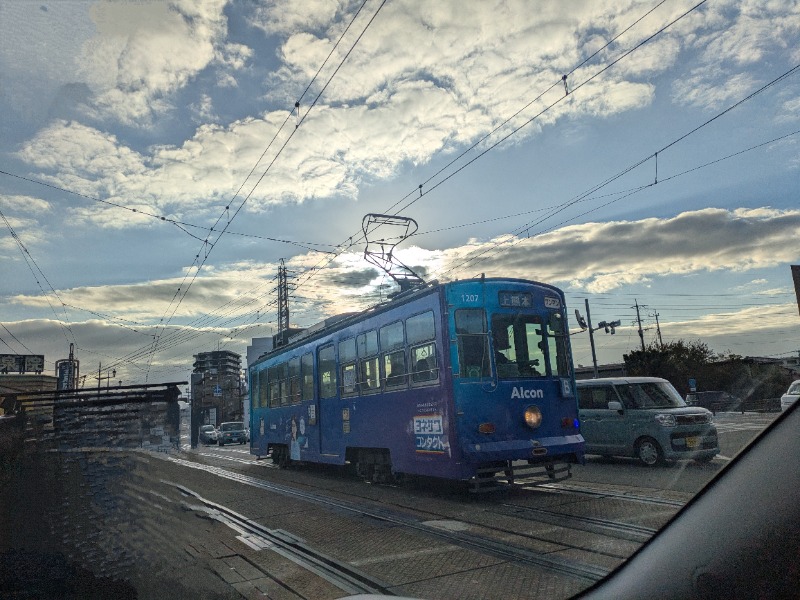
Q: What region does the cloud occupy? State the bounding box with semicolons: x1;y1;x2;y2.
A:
6;205;798;380
10;205;796;321
0;195;54;256
673;0;800;110
78;0;234;125
12;1;798;231
672;68;758;110
430;207;800;292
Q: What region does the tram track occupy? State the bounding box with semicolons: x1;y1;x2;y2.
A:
539;482;687;508
186;450;668;560
495;503;658;543
168;456;611;583
171;482;393;597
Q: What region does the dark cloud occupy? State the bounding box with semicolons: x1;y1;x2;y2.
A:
447;208;800;291
325;268;380;288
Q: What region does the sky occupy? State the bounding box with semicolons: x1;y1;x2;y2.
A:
0;0;799;389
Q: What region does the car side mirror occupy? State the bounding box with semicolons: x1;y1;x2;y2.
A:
608;400;623;412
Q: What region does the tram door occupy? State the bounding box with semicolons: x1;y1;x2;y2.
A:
317;343;342;456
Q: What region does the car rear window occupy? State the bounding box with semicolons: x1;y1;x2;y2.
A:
221;422;244;431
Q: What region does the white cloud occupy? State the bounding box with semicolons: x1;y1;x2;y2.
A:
673;68;758;110
0;195;54;256
0;194;52;215
13;0;798;229
78;0;231;125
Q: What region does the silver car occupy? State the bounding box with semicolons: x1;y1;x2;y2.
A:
577;377;719;466
198;424;217;445
217;421;247;446
781;380;800;412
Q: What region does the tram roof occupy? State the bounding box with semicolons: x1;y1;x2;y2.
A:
249;276;562;368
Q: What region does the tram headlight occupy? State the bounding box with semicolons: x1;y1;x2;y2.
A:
524;405;542;429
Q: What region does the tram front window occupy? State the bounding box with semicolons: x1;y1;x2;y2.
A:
491;314;545;378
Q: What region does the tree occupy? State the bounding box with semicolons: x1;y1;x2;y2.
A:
623;340;794;404
623;340;718;396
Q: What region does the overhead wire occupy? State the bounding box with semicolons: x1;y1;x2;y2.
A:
45;0;690;369
7;1;796;377
140;0;387;379
280;0;699;312
432;62;800;280
0;206;75;352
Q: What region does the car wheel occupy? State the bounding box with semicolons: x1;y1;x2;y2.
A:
218;441;224;446
636;437;663;466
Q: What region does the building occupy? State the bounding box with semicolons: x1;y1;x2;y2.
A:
0;374;58;424
574;362;628;380
191;350;243;426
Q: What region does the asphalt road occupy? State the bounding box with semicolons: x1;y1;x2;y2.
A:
569;411;780;495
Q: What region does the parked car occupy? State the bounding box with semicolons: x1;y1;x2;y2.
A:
781;380;800;412
577;377;719;466
217;421;247;446
198;424;217;445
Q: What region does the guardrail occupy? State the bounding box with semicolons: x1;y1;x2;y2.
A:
687;395;781;414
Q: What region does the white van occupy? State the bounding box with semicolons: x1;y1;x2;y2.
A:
576;377;719;466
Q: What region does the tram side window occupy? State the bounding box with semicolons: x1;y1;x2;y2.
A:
406;311;435;345
546;312;571;377
288;356;301;404
411;342;438;384
357;330;380;393
455;309;490;378
380;321;406;389
258;369;268;408
301;353;314;401
383;351;407;388
318;344;337;399
339;338;357;396
268;362;287;407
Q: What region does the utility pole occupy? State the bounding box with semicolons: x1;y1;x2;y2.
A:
575;300;622;379
652;311;664;347
634;299;646;352
585;299;599;379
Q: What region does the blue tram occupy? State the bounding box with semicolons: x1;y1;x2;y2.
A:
248;277;584;488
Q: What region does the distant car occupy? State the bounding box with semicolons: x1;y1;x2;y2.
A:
198;424;217;445
218;421;247;446
685;390;741;413
781;380;800;412
577;377;719;466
